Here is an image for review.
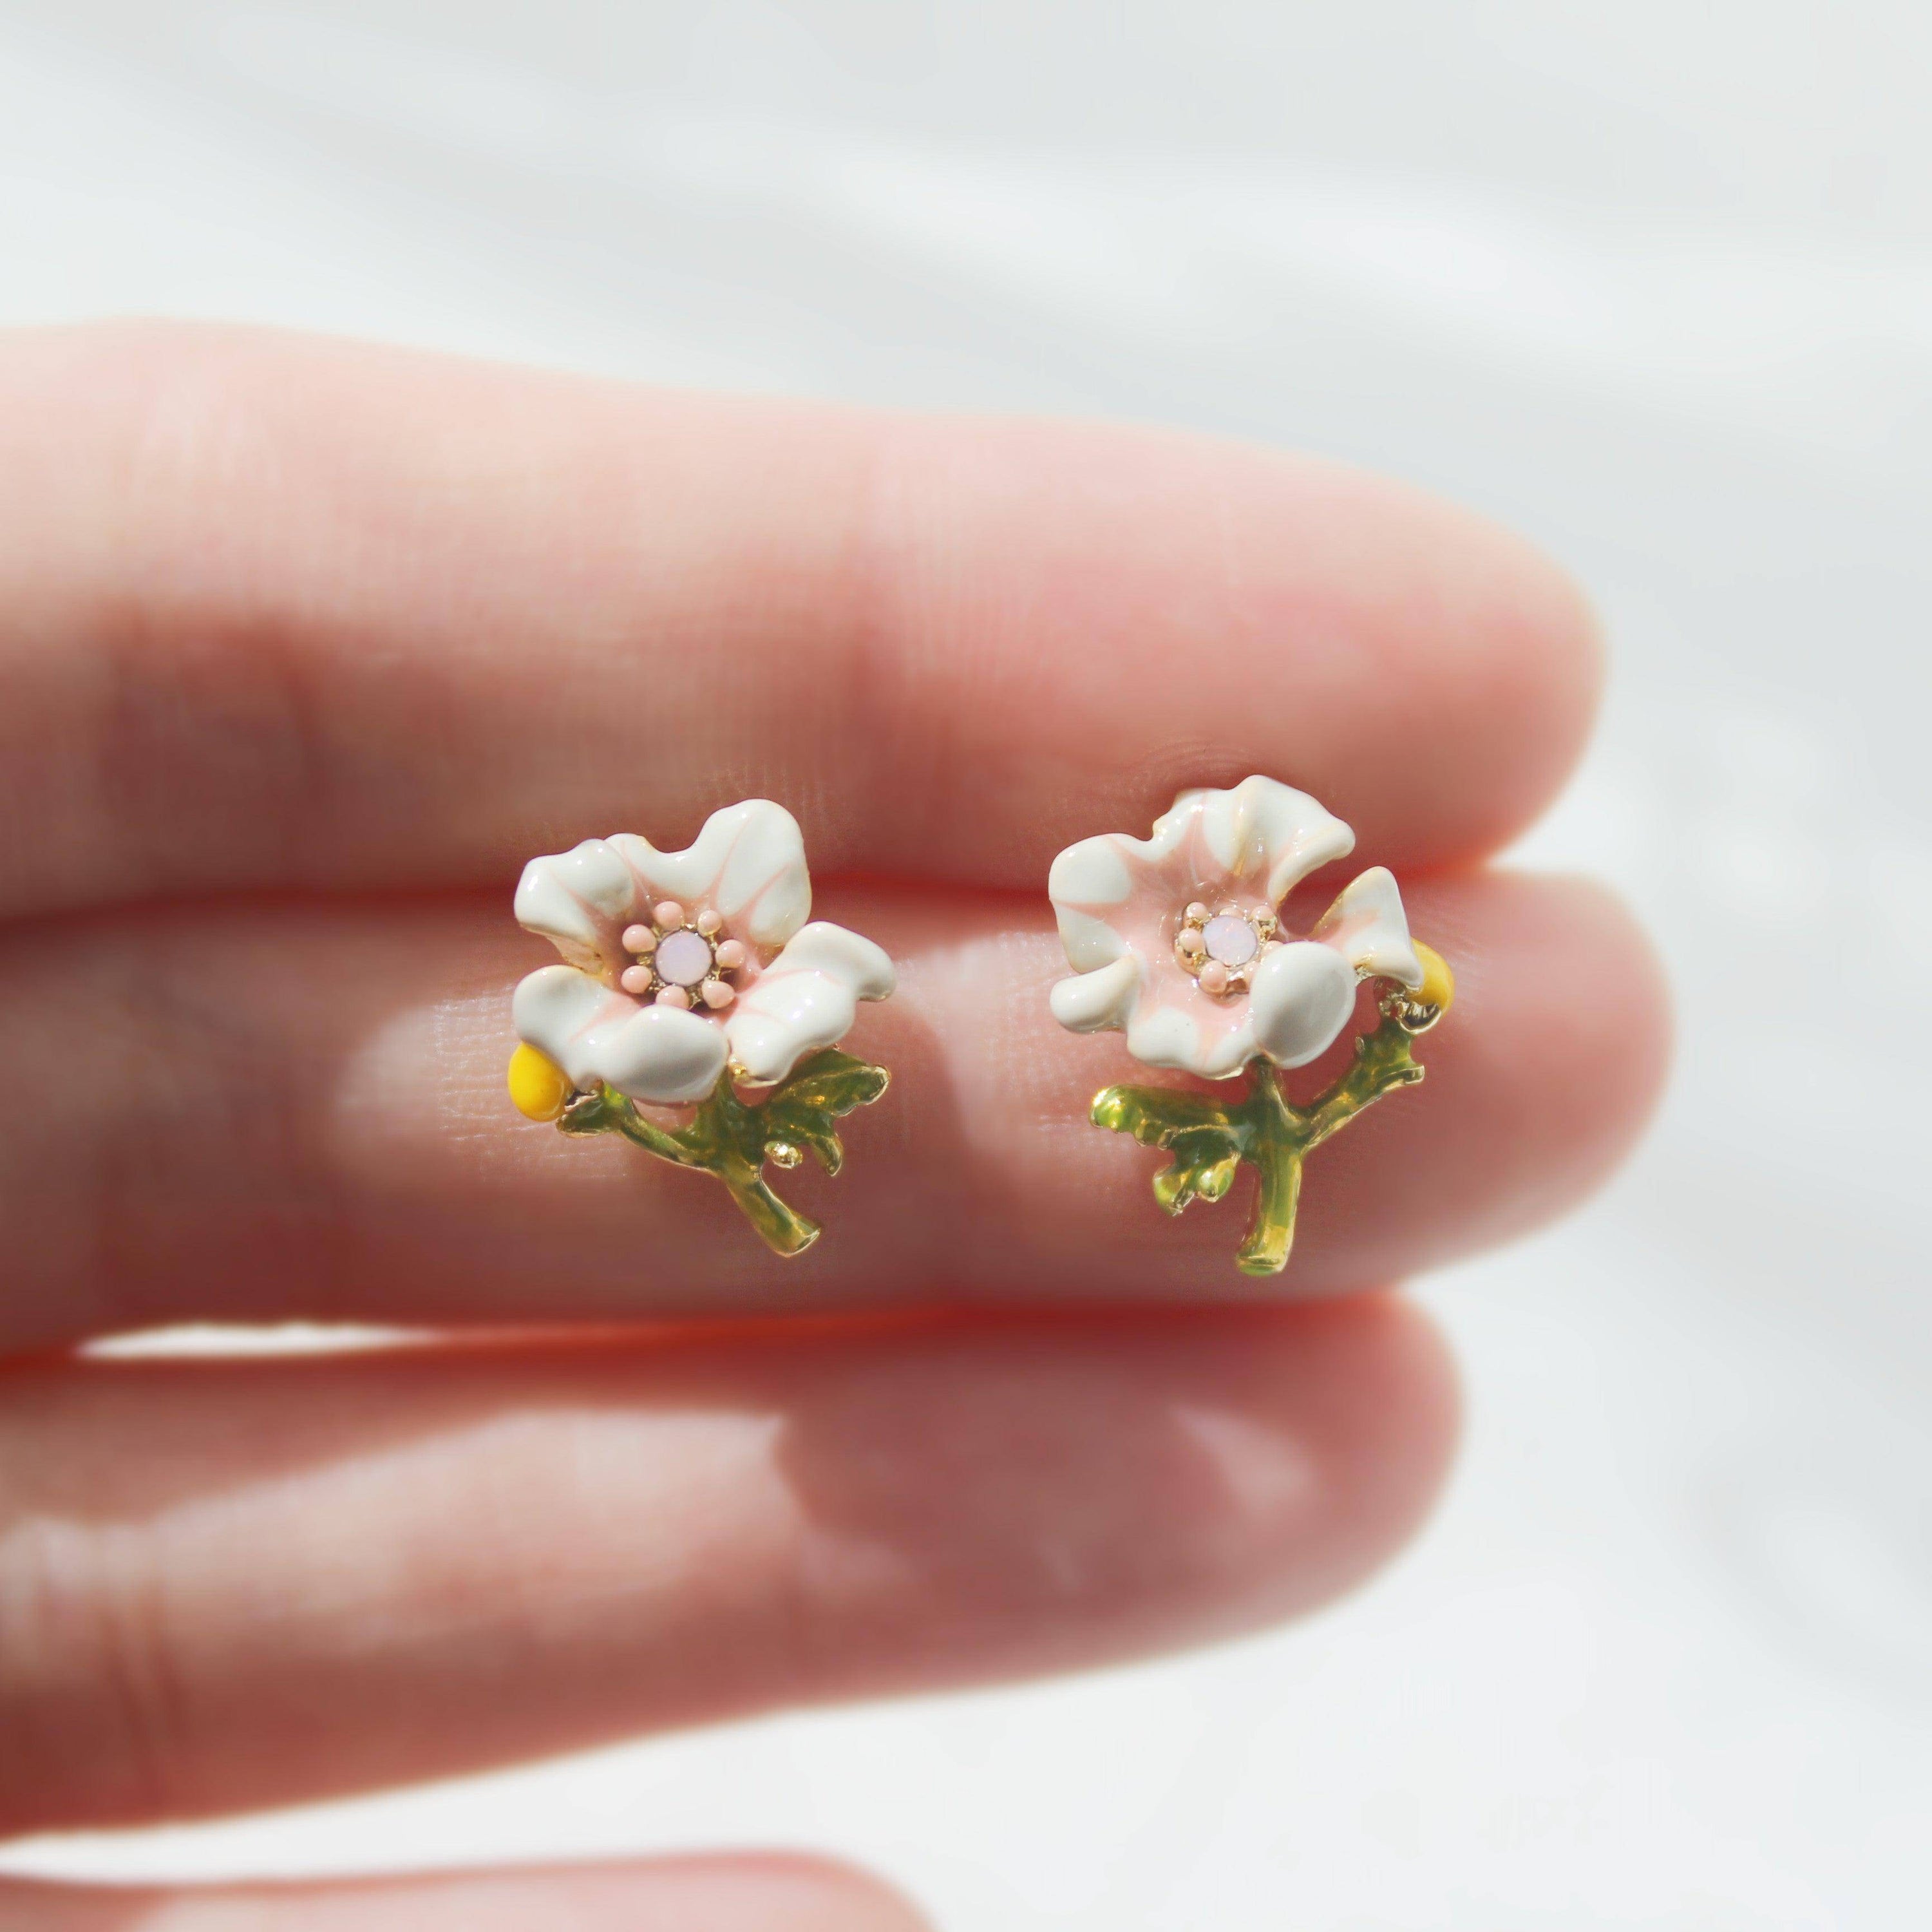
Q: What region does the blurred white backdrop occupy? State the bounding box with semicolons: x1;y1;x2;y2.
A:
1;4;1927;1926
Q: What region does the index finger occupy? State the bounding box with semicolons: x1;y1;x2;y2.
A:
0;323;1598;916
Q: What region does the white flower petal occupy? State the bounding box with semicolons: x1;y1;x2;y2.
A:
513;839;640;975
1122;999;1259;1080
1045;779;1370;1080
1048;835;1134;908
725;921;896;1086
1053;907;1128;974
513;963;729;1104
1142;787;1211;856
513;963;613;1075
1049;954;1142;1032
585;1006;732;1105
1198;776;1356;904
1249;941;1358;1069
609;799;811;947
1046;836;1136;971
1313;867;1424;988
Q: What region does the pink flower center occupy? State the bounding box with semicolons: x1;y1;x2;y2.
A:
617;904;745;1012
1174;899;1278;998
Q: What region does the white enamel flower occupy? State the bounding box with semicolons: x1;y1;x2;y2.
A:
1048;776;1425;1080
513;800;895;1106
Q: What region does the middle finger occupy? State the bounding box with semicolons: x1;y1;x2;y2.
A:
1;874;1663;1354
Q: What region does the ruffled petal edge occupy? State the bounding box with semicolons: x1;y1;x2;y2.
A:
724;921;896;1086
1312;867;1423;988
609;799;811;948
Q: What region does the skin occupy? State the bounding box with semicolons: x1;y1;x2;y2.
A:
0;324;1669;1925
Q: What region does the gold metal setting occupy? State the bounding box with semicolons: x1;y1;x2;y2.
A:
1379;983;1445;1033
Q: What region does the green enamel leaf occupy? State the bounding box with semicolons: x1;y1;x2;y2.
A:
1151;1126;1245;1215
759;1048;891;1175
1091;1082;1240;1146
775;1119;848;1176
766;1048;891;1116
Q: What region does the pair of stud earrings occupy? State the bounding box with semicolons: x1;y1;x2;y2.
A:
506;777;1452;1276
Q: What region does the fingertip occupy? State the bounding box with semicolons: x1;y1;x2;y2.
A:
1195;1295;1461;1627
1314;471;1607;870
1443;510;1607;865
1535;869;1674;1139
1447;869;1672;1186
882;422;1613;876
627;1854;936;1932
708;1854;936;1932
0;1857;934;1932
1296;867;1671;1288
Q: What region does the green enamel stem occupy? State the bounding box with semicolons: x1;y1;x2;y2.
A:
1304;1016;1427;1145
1235;1070;1307;1275
554;1055;882;1259
715;1156;822;1256
602;1098;706;1166
1094;1015;1426;1278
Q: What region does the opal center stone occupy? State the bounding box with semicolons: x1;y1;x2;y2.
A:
1202;913;1260;967
655;929;715;987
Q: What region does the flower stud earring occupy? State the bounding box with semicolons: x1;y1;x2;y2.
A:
506;800;895;1257
1048;775;1453;1276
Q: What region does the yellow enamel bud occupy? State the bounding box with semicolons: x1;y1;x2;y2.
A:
1412;941;1455;1016
507;1042;571;1121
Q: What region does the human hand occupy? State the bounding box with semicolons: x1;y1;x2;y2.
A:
0;325;1666;1927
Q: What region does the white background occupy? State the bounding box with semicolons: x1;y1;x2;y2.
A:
1;3;1928;1925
